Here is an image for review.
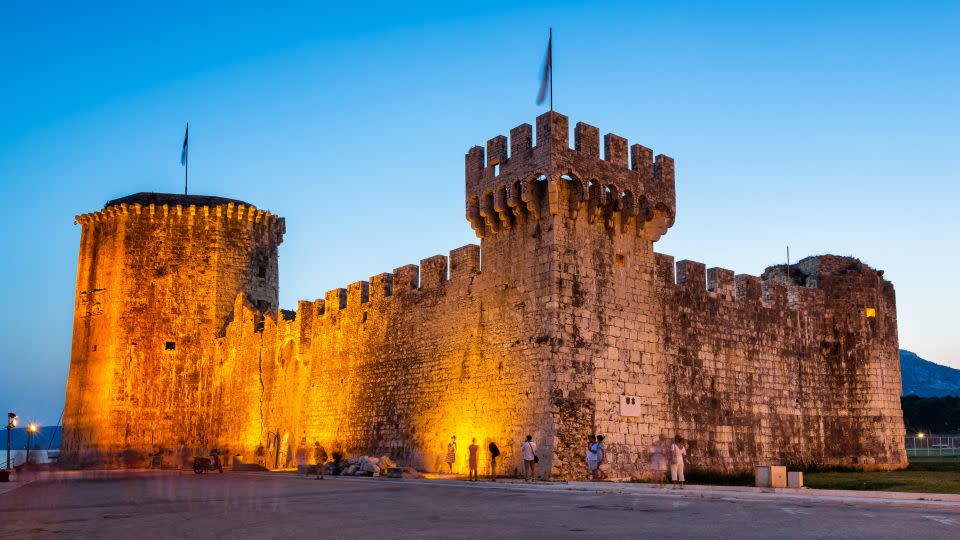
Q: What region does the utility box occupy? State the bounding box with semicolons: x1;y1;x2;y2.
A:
770;466;787;487
755;466;770;487
755;465;788;488
788;471;804;488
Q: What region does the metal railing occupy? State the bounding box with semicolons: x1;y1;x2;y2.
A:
905;434;960;457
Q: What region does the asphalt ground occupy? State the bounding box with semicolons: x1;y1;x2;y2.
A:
0;473;957;539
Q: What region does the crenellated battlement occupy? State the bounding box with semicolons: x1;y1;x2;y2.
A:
307;244;482;317
465;111;676;240
650;253;895;313
75;197;285;243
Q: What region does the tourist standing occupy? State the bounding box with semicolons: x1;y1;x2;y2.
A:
313;442;328;480
670;436;687;489
468;438;480;481
488;440;500;481
596;434;607;480
445;436;457;474
649;435;668;488
521;435;538;482
586;434;599;480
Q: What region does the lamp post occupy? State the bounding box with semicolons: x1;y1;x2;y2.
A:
5;412;16;470
26;423;39;466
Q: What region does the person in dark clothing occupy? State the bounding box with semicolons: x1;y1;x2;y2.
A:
488;441;501;481
313;442;328;480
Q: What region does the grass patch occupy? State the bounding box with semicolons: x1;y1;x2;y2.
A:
804;459;960;494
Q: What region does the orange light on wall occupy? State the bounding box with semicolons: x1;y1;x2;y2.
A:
865;307;876;318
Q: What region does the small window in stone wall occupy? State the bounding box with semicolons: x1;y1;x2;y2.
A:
620;395;641;417
865;307;876;318
615;254;625;268
258;265;267;279
165;341;176;351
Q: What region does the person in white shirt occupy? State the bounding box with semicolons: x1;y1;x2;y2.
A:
670;436;687;489
586;434;599;480
521;435;537;482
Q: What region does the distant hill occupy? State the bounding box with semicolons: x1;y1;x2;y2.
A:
900;349;960;397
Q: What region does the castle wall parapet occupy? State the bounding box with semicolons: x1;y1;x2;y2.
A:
75;199;285;243
465;111;676;240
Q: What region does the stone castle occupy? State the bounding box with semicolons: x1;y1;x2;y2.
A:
62;111;907;477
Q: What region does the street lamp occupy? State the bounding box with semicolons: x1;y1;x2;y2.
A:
5;413;16;470
26;423;39;466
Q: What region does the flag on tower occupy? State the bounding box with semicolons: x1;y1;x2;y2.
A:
536;28;553;109
181;123;189;195
180;123;189;166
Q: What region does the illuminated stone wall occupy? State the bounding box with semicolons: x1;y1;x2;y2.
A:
208;223;559;476
62;112;906;476
61;194;284;467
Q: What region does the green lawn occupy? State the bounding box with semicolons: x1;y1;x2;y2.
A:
804;459;960;494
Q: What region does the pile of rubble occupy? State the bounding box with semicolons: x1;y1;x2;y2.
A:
325;455;396;476
313;455;420;479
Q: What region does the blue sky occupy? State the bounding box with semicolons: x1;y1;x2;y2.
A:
1;1;957;423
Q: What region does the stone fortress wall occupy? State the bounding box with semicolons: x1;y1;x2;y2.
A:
61;112;907;477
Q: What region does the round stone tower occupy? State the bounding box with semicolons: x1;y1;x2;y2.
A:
61;193;285;467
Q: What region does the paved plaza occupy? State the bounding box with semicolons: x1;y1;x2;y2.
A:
0;473;958;539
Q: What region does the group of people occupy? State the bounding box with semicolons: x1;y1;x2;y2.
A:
649;435;687;488
443;435;540;482
308;433;687;485
445;432;687;487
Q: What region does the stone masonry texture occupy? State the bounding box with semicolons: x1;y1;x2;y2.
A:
61;112;907;478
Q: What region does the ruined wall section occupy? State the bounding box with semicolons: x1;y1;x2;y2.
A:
62;198;284;467
654;255;906;472
209;216;560;475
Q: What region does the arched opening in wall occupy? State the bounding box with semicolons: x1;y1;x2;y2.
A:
531;174;548;215
587;180;601;204
587;181;602;222
620;189;635;222
605;184;622;211
561;173;583;210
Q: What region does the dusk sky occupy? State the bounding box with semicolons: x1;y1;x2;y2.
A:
1;1;957;424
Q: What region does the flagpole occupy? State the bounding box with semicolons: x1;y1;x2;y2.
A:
549;27;553;112
184;122;189;195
